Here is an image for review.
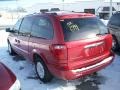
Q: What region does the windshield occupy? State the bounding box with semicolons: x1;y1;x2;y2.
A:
60;17;108;41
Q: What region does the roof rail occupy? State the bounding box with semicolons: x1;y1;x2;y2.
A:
40;9;49;13
44;12;57;15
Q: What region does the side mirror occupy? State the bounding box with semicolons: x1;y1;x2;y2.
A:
6;28;15;33
6;28;11;32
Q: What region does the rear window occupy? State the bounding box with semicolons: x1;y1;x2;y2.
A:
108;13;120;27
103;7;116;11
60;17;108;41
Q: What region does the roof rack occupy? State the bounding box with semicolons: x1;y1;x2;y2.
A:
50;8;60;11
43;10;74;15
40;9;49;13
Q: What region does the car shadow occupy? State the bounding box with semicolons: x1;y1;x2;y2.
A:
12;55;25;62
76;74;107;90
114;51;120;56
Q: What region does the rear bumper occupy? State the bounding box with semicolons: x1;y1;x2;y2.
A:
50;55;114;80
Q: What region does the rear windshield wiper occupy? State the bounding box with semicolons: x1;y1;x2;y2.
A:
96;33;108;35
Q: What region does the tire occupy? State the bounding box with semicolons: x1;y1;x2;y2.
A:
92;72;97;76
8;42;16;56
112;36;119;51
34;56;53;83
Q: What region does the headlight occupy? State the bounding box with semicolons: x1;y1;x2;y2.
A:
9;79;21;90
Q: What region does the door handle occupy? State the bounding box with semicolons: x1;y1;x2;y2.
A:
15;39;17;42
15;39;20;43
17;40;20;43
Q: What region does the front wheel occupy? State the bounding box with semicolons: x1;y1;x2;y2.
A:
35;56;53;83
8;42;16;55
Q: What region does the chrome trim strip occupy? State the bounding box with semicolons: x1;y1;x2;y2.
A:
71;56;113;73
84;42;104;49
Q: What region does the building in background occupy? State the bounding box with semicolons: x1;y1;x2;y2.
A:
26;0;120;19
26;0;105;14
0;0;120;24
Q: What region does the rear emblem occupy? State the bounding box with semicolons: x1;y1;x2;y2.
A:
84;42;104;56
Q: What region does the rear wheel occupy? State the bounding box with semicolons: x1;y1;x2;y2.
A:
112;36;119;51
8;42;16;55
34;55;53;83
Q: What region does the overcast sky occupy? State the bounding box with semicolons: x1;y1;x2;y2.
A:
0;0;120;8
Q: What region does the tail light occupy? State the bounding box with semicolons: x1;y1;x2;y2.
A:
50;44;68;60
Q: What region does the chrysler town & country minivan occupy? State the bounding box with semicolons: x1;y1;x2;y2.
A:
6;11;114;83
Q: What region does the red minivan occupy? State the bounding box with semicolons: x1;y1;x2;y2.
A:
6;11;114;83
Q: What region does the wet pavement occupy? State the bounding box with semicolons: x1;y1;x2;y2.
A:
76;74;106;90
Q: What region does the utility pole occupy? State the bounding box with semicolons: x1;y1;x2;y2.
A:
62;0;64;10
110;0;112;18
16;0;19;19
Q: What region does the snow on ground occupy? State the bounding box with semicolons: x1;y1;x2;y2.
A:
0;18;17;26
0;29;120;90
101;19;109;26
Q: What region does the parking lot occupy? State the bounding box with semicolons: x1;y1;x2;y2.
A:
0;28;120;90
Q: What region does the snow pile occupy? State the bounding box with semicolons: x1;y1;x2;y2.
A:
101;19;109;26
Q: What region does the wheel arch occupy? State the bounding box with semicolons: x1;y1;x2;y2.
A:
33;53;53;83
112;34;119;44
33;53;48;65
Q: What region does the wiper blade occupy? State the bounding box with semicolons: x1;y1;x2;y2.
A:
96;33;108;35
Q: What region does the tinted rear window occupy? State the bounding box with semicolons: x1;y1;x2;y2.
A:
103;7;116;11
108;13;120;27
61;17;108;41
